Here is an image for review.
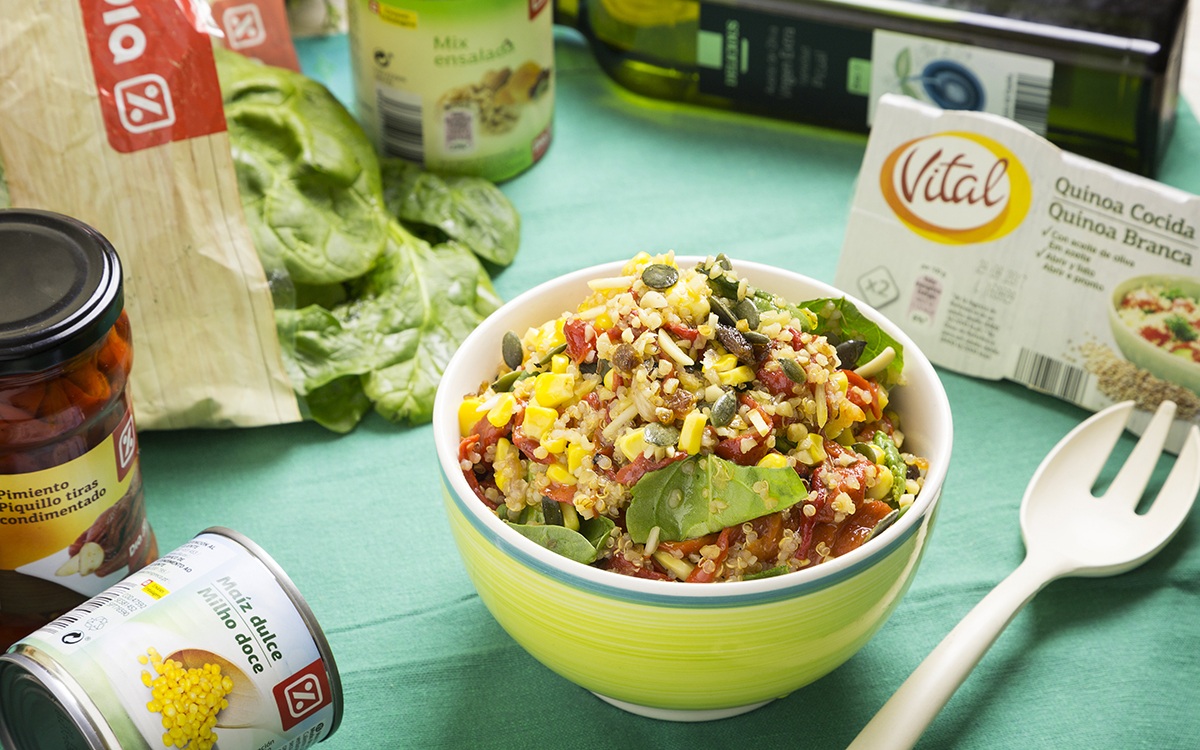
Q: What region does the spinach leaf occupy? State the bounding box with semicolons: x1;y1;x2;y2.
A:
380;158;520;267
799;297;906;387
217;49;516;432
355;229;501;424
274;223;499;430
626;455;807;543
507;515;615;564
216;47;389;286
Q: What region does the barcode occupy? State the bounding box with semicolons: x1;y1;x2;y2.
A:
1013;347;1088;403
1011;73;1051;135
40;580;138;634
376;85;423;163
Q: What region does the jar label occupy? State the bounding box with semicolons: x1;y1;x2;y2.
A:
347;0;555;181
0;408;148;595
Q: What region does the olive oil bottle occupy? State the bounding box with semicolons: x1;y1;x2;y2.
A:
555;0;1187;177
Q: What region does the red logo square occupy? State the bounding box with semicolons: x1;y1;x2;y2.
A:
272;659;332;731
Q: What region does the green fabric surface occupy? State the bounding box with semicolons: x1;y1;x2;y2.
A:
135;28;1200;749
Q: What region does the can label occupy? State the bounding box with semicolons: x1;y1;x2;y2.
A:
348;0;554;181
0;408;149;598
18;533;336;750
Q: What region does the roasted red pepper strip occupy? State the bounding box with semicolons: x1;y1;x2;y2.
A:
685;526;733;583
563;318;594;364
613;450;689;485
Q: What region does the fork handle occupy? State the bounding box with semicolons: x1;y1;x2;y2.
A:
846;554;1068;750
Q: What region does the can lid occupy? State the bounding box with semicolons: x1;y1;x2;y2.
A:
0;209;124;375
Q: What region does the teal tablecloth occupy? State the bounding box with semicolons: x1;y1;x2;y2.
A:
138;29;1200;750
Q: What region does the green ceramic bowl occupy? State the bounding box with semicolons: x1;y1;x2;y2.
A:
1110;274;1200;396
433;258;954;721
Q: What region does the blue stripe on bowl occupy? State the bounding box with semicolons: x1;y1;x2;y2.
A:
441;465;930;609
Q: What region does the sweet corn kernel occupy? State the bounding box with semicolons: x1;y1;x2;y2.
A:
486;393;518;427
709;353;739;372
595;310;615;330
678;411;707;455
541;434;568;454
494;438;519;494
568;443;587;472
547;463;577;486
603;368;616;391
756;452;788;469
796;433;827;466
718;365;756;386
522;404;557;442
458;397;485;435
534;372;576;407
617;428;650;462
829;371;849;394
551;353;570;374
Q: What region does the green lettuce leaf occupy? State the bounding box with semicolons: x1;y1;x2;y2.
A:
626;455;808;543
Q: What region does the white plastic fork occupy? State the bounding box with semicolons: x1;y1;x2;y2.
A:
847;400;1200;750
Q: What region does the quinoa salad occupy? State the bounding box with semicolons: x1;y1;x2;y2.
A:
457;253;929;582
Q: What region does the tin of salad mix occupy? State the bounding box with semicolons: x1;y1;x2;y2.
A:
456;253;929;583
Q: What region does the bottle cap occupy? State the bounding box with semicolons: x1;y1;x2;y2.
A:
0;209;124;375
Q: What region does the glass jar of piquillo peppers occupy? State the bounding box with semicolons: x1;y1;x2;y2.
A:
0;209;158;647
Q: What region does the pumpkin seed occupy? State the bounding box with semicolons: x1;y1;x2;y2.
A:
734;298;760;330
706;272;741;298
536;342;567;367
502;331;524;370
743;330;771;345
851;441;883;464
644;422;680;446
641;263;678;290
864;509;900;542
493;369;523;392
779;357;806;384
836;339;867;369
710;391;738;427
714;253;733;270
708;295;738;327
541;496;564;526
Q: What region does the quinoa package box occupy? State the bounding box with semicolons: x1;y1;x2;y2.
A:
0;0;302;429
836;94;1200;450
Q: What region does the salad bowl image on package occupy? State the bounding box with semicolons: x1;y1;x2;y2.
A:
1110;274;1200;397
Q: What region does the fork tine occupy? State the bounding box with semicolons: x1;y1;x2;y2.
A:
1144;423;1200;529
1100;400;1177;509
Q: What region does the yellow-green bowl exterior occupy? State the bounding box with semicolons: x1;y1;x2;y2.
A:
443;484;937;711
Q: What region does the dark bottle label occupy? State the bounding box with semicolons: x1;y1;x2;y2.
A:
696;5;872;130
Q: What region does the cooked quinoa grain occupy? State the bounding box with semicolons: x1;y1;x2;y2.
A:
458;253;928;582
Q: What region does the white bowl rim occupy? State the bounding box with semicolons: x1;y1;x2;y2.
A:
434;257;954;605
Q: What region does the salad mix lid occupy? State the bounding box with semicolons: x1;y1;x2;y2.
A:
0;209;124;375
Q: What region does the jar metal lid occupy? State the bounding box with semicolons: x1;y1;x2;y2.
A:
0;209;124;376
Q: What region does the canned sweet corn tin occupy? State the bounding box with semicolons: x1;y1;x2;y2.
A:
0;528;342;750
